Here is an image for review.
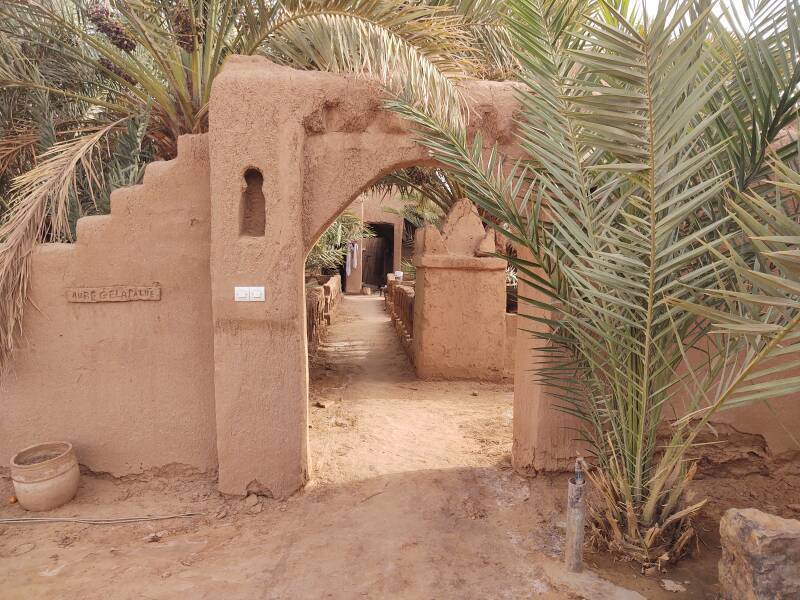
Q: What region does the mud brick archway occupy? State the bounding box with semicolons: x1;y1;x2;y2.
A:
206;56;555;496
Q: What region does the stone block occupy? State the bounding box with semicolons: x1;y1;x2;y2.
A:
719;508;800;600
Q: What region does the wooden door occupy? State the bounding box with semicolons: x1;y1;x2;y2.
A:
361;237;387;287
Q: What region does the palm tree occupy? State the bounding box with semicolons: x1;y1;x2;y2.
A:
389;0;799;566
0;0;515;369
305;212;374;272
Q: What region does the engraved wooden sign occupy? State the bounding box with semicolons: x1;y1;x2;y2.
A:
66;284;161;303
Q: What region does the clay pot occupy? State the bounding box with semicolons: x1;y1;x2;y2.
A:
10;442;80;511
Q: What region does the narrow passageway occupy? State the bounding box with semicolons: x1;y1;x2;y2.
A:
308;294;514;485
315;294;413;384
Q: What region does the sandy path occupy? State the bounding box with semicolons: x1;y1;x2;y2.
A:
309;295;512;484
0;295;653;599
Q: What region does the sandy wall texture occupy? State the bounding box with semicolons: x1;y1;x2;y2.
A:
0;135;217;476
411;200;508;380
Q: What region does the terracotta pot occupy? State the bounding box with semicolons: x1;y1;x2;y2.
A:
10;442;80;511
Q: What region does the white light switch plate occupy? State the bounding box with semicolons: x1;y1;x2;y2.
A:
234;286;265;302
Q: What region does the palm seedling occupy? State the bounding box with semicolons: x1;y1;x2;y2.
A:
389;0;799;566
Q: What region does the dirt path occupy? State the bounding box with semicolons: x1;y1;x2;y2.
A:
309;295;513;484
5;295;778;598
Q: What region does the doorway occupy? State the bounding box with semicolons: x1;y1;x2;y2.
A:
361;222;395;288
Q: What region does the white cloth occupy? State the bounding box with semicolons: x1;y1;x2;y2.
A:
345;241;359;276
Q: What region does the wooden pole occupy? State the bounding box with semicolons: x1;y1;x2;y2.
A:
564;461;586;572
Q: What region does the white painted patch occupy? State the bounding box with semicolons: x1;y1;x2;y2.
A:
40;563;67;577
661;579;687;593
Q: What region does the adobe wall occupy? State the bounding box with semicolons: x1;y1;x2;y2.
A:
0;135;217;475
512;265;584;473
306;274;342;352
411;200;507;380
0;57;525;497
676;347;800;457
512;264;800;472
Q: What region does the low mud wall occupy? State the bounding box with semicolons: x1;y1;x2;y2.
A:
306;274;342;353
384;201;518;381
386;277;516;379
385;278;415;358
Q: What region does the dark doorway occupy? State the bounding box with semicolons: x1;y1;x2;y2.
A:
362;222;394;287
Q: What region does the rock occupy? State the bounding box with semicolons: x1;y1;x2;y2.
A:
243;493;259;508
313;401;327;408
471;392;479;397
144;531;167;543
214;506;228;520
248;503;263;515
719;508;800;599
660;579;686;593
788;503;800;513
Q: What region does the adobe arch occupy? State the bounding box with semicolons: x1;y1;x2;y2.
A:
208;56;556;496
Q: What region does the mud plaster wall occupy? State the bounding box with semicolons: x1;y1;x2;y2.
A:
411;261;507;380
513;262;584;474
343;189;404;294
675;347;800;457
0;135;217;475
411;201;508;380
393;201;517;380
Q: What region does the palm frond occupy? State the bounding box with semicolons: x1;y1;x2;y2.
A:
306;211;375;271
254;1;472;131
710;0;800;190
0;119;126;368
388;0;800;566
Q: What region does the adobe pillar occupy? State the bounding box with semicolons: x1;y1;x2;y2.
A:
209;57;309;497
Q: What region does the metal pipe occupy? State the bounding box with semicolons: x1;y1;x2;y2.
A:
564;458;587;572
